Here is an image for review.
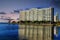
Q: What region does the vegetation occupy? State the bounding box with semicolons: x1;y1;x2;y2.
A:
11;21;17;24
18;21;54;24
16;20;60;26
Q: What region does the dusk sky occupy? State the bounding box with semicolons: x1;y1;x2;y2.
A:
0;0;60;18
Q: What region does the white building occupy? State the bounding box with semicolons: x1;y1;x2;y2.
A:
37;9;43;21
20;10;26;21
25;10;30;21
29;8;38;21
20;7;54;22
56;12;59;22
54;12;59;22
54;16;56;22
37;7;54;22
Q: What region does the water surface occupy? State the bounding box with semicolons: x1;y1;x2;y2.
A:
0;23;18;40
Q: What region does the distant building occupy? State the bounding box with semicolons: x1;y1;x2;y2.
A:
54;16;56;22
56;12;59;22
20;7;54;22
54;12;59;22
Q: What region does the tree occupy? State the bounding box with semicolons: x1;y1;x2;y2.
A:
12;21;16;24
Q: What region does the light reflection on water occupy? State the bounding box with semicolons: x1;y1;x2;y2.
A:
19;25;60;40
19;24;53;40
54;27;60;40
0;23;59;40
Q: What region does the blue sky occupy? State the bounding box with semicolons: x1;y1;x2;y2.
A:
0;0;60;18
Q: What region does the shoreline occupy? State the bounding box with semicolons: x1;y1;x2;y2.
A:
0;22;18;24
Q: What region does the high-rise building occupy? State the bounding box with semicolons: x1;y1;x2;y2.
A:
56;12;59;22
54;16;56;22
20;7;54;22
29;8;38;21
37;7;54;22
25;10;30;21
54;12;59;22
20;10;26;21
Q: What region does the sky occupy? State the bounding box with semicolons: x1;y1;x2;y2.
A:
0;0;59;13
0;0;60;20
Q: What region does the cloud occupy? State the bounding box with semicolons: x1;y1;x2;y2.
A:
0;12;6;14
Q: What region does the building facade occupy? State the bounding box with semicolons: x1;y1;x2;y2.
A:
54;16;56;22
37;7;54;22
54;12;59;22
20;10;26;21
29;8;38;21
20;7;54;22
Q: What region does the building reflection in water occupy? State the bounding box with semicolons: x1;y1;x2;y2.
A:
19;23;54;40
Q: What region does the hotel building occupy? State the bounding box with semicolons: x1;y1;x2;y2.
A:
20;10;26;21
37;7;54;22
20;7;54;22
